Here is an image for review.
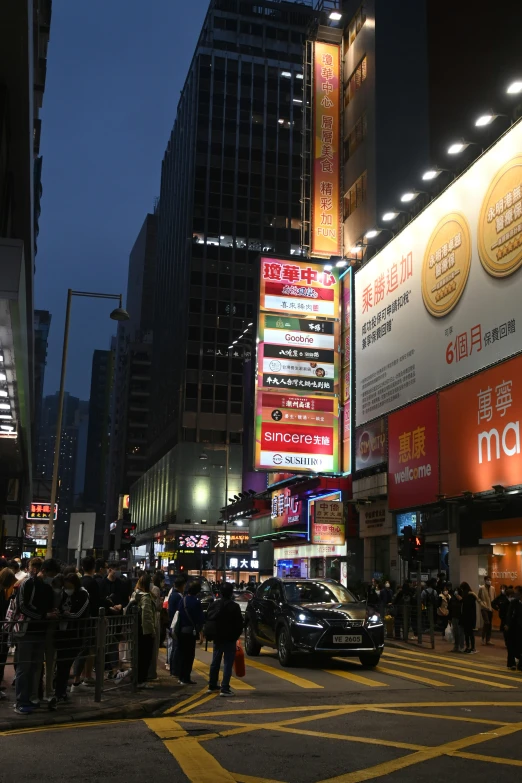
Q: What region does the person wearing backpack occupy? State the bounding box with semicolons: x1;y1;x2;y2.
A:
128;572;157;688
206;583;244;697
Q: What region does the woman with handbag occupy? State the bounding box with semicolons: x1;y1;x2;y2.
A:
131;572;157;688
175;581;204;685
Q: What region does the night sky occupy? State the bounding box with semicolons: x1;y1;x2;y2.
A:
36;0;209;400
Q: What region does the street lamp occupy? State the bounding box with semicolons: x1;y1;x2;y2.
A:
45;289;129;556
200;444;231;582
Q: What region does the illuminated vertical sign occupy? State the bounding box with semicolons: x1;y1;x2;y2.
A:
311;41;341;258
255;257;341;474
341;271;352;473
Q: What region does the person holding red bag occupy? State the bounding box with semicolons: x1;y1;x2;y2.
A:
206;583;243;697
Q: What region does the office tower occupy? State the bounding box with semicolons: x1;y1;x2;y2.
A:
83;348;114;509
33;309;52;471
131;0;317;541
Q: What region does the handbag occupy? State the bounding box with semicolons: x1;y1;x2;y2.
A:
233;640;246;677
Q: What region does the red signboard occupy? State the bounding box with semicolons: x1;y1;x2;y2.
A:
271;486;304;531
255;391;339;473
259;258;340;318
26;502;58;521
388;395;439;510
440;354;522;496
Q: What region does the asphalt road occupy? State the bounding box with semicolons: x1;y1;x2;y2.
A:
4;643;522;783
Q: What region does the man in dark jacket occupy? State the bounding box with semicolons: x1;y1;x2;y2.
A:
14;557;59;714
207;583;243;697
167;577;186;678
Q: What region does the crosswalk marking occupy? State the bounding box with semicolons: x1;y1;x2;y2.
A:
324;668;388;687
384;650;520;683
192;658;255;690
375;665;451;687
382;656;515;689
388;646;522;677
245;658;323;689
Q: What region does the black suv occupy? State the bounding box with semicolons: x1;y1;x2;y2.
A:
244;578;384;667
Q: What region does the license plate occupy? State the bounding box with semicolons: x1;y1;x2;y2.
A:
333;634;362;644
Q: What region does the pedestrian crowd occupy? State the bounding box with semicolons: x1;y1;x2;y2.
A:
0;555;169;715
367;572;522;670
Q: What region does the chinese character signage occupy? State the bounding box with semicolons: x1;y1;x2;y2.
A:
355;120;522;426
258;314;339;395
311;41;341;258
355;417;387;472
388;395;439;510
359;501;393;538
271;486;306;532
439;353;522;496
312;500;345;545
256;392;340;473
26;502;58;521
259;258;340;318
341;272;351;472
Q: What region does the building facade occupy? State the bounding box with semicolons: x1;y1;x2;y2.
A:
0;1;52;521
33;309;51;471
84;348;114;510
132;0;317;549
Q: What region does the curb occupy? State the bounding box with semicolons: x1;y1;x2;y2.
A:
0;694;180;732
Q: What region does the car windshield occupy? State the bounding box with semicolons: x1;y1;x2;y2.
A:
284;581;356;604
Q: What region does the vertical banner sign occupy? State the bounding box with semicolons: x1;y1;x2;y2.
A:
388;395;439;510
341;271;351;473
255;257;341;474
312;500;345;545
311;41;341;258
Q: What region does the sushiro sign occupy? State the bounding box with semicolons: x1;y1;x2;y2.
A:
440;354;522;496
355;119;522;426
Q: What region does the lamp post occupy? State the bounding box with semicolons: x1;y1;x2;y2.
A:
200;442;231;582
45;289;129;557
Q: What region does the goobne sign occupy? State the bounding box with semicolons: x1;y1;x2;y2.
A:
388;395;439;510
440;354;522;496
355;120;522;426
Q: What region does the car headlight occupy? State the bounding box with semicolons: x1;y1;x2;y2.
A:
366;613;383;627
293;612;323;628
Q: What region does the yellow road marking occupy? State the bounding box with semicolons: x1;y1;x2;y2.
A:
193;657;255;690
365;706;508;726
453;750;522;767
382;657;515;689
178;692;219;714
384;650;521;683
324;669;388;687
233;775;287;783
163;735;238;783
164;685;209;714
389;646;521;675
243;658;323;689
267;724;427;752
375;666;451;687
316;718;522;783
144;717;188;739
0;718;138;737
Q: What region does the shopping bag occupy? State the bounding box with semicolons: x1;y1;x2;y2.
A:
233;640;246;677
444;624;454;644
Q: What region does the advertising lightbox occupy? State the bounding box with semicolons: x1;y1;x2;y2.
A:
259;257;340;318
355;120;522;426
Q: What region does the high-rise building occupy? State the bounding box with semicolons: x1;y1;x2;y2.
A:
105;213;156;527
0;1;52;516
37;391;87;547
33;309;52;471
131;0;317;548
84;348;114;511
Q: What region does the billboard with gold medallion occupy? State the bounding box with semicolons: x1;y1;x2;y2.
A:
355;119;522;426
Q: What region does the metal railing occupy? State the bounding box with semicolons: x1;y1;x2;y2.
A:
381;604;436;649
1;608;139;704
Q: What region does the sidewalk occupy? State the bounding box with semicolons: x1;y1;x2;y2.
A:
0;650;183;732
386;628;509;664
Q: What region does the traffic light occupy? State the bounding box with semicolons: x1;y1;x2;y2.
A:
411;532;425;562
399;525;413;561
121;521;137;548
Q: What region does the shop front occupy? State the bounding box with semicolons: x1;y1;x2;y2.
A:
482;520;522;595
274;542;347;582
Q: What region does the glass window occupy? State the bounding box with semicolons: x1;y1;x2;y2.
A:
344;171;367;218
343;5;366;54
344;56;367;107
185;383;198;399
201;384;213;399
343;113;367;160
257;580;273;598
269;582;282;602
283;582;356;604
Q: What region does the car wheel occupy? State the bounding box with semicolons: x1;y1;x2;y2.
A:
359;652;381;668
245;622;261;656
277;627;295;667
